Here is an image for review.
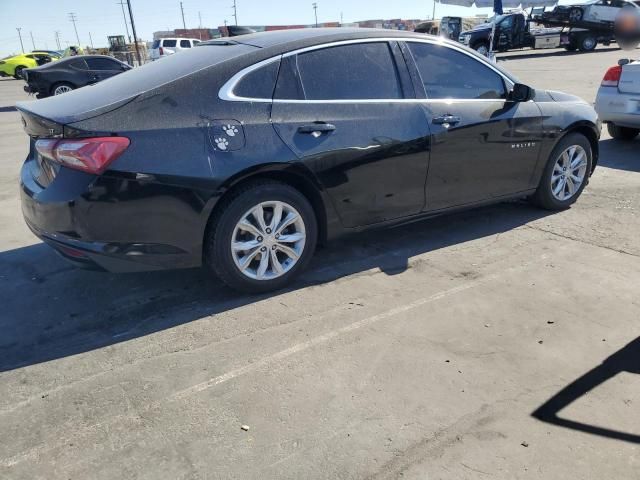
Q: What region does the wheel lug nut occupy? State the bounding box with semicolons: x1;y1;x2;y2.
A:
272;245;277;250
266;228;272;234
261;247;267;252
257;236;263;242
275;234;280;239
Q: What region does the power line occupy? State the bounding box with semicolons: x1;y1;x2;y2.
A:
16;27;24;52
68;12;81;46
117;1;132;43
232;0;238;26
180;1;186;29
126;0;142;66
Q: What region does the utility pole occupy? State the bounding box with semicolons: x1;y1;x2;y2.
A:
30;31;36;50
312;2;318;28
180;2;186;29
117;1;132;43
68;12;81;46
54;31;61;50
232;0;238;26
89;32;94;50
198;11;202;29
432;0;437;21
16;28;24;52
126;0;142;66
340;11;343;25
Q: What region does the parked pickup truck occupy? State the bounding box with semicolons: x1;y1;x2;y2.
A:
458;11;615;53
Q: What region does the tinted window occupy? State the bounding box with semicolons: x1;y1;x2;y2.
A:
193;40;200;45
295;42;402;100
70;59;88;70
163;39;177;47
234;60;280;99
407;43;506;99
180;39;191;48
85;57;120;70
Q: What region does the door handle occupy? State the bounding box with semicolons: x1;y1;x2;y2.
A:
432;115;461;126
298;123;336;137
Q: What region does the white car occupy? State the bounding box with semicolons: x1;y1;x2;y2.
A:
595;59;640;139
541;0;634;26
149;38;201;61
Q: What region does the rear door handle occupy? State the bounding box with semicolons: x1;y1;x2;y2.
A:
432;115;461;126
298;123;336;137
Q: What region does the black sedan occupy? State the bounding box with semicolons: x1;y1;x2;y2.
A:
23;55;131;98
17;29;600;292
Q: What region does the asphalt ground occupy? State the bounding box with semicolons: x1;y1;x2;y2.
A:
0;45;638;479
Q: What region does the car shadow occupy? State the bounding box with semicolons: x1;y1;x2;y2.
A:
598;138;640;173
497;47;619;62
532;336;640;444
0;201;553;372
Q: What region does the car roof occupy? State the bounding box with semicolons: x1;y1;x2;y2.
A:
202;27;442;50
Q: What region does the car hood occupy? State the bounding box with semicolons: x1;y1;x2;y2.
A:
461;23;492;34
535;89;588;104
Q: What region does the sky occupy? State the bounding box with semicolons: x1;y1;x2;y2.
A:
0;0;566;57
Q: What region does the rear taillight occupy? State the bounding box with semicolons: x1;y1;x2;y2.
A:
159;46;164;55
35;137;130;174
601;65;622;87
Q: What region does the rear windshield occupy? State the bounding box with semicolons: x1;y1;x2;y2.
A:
20;43;259;124
163;39;177;47
152;40;160;49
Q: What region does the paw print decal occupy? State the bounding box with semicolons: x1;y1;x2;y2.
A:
223;125;239;137
210;119;245;152
214;137;229;151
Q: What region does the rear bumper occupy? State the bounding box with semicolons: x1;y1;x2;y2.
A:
20;158;207;273
595;87;640;129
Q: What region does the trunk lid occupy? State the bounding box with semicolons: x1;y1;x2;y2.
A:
618;61;640;94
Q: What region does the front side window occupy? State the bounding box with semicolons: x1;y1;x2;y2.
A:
295;42;403;100
407;43;506;100
180;39;191;48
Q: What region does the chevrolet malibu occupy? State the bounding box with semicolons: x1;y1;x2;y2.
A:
17;29;600;292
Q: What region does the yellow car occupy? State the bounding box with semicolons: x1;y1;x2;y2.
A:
0;52;59;79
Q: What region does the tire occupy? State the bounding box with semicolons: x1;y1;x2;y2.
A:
578;34;597;52
607;123;639;140
569;7;583;22
205;180;318;293
473;42;490;56
530;133;592;210
564;43;577;51
13;66;26;79
51;82;75;96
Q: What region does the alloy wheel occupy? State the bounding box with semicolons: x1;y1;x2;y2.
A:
231;201;306;281
54;85;72;95
550;145;588;201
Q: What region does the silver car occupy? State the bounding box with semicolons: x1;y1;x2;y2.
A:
595;59;640;139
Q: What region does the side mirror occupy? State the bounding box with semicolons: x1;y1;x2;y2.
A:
510;83;535;102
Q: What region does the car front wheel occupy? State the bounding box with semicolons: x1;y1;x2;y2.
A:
205;181;318;293
531;133;592;210
607;123;639;140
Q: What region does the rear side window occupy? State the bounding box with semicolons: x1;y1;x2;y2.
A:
70;59;88;70
180;39;191;48
163;39;177;47
85;57;120;70
407;43;506;100
234;59;280;99
295;42;402;100
193;40;200;45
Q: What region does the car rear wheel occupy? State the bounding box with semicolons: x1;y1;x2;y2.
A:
205;181;318;293
52;82;75;96
607;123;639;140
530;133;592;210
13;66;26;79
